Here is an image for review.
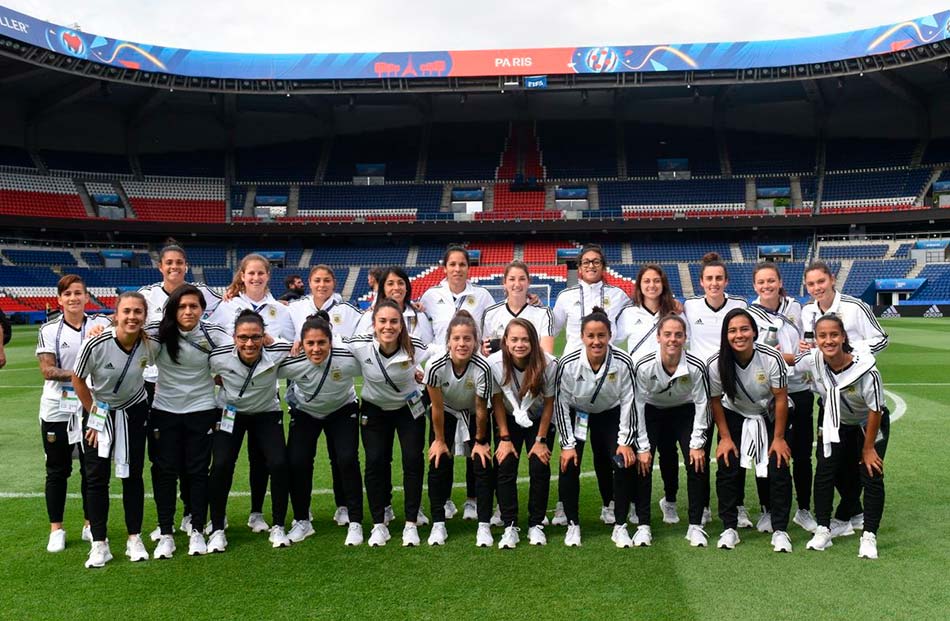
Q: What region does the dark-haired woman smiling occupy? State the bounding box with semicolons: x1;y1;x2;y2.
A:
707;309;793;552
146;285;229;558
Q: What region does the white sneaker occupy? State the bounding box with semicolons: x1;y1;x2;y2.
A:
542;515;550;526
207;529;228;553
247;512;270;534
552;502;568;526
204;517;227;536
793;509;818;533
444;500;458;520
756;511;773;533
830;518;855;538
701;506;712;526
736;505;753;529
685;525;708;547
345;523;364;546
628;506;639;525
858;531;878;559
851;513;865;530
498;526;520;549
333;506;350;526
415;509;430;526
81;524;93;543
85;541;113;568
490;507;504;527
528;525;547;546
462;499;477;521
717;528;740;550
564;523;582;547
287;520;315;543
47;529;66;553
125;535;149;562
659;498;680;524
427;522;448;546
806;526;833;551
633;525;653;547
476;523;494;547
402;523;421;547
188;531;207;556
268;525;290;548
600;501;616;525
368;523;391;547
383;505;395;526
771;530;792;553
153;534;176;559
611;524;633;548
148;525;162;542
180;514;193;535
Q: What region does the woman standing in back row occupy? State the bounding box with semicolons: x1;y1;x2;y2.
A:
683;252;749;529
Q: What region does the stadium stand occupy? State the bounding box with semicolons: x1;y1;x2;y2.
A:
40;149;131;175
4;249;77;265
235;140;321;183
0;145;35;170
599;178;746;217
625;124;720;177
139;150;226;178
842;259;915;296
294;185;441;222
466;241;516;265
824;137;917;171
911;264;950;300
537;120;616;179
523;241;576;264
426;123;508;181
727;132;816;175
121;179;226;222
818;244;889;259
820;169;931;211
324;128;420;182
630;240;732;263
0;173;88;219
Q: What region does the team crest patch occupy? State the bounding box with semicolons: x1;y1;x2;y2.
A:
199;340;209;350
467;297;475;306
139;357;149;369
46;432;56;443
465;379;475;389
607;372;617;382
755;370;767;384
269;307;277;318
401;361;411;369
333;314;342;324
332;369;343;381
847;385;857;395
604;299;610;307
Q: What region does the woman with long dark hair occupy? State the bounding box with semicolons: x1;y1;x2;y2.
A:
487;318;557;548
72;292;154;568
146;285;229;558
355;266;434;344
708;308;793;552
419;245;495;347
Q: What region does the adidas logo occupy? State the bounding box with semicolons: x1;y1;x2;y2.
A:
104;362;115;370
437;299;445;304
695;319;704;325
60;341;70;349
364;358;373;363
924;304;944;318
576;374;584;382
880;306;901;319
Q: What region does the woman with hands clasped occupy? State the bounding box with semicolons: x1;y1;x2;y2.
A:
487;318;557;549
707;309;793;553
555;307;650;549
424;310;493;547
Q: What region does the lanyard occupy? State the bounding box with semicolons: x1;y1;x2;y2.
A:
578;284;605;317
454;293;469;312
589;348;612;405
54;317;86;369
112;338;140;395
237;356;261;398
630;322;659;356
305;354;334;402
373;347;405;393
184;324;216;354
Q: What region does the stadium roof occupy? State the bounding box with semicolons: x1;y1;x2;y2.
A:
2;4;950;93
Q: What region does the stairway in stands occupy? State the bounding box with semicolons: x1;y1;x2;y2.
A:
481;123;552;220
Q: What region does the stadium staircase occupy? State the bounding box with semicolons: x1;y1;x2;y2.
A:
916;169;942;205
405;246;419;267
677;264;694;297
835;259;854;292
906;261;927;279
73;180;98;217
730;243;743;262
341;267;360;300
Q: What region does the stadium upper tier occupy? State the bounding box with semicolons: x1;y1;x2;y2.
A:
1;4;949;85
1;118;947;225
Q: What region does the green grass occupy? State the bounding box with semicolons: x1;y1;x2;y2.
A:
1;320;949;620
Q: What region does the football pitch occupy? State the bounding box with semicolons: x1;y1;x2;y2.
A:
0;319;948;620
